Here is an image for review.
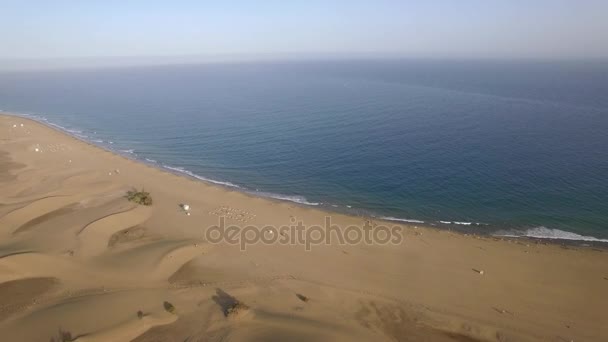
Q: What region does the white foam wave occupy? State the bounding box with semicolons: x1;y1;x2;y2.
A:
12;113;97;144
39;119;108;147
42;121;90;140
120;149;135;154
45;121;70;131
381;216;425;224
495;226;608;243
254;191;319;206
439;220;479;226
162;165;241;188
144;158;157;163
163;165;185;172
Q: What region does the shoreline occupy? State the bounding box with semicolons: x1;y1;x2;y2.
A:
1;112;608;341
2;110;607;246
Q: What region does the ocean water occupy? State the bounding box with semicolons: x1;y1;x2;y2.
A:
1;60;607;241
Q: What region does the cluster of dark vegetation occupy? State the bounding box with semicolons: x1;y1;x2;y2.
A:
225;301;249;317
163;301;176;314
125;189;153;206
212;288;249;317
49;329;75;342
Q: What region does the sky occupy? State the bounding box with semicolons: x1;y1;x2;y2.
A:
1;0;607;67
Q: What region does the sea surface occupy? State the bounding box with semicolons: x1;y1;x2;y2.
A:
1;60;607;241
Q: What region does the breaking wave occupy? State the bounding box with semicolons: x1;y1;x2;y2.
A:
252;191;320;206
439;221;486;226
494;226;608;243
380;216;425;224
161;165;242;188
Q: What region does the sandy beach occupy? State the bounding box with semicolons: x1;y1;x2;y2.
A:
0;113;607;341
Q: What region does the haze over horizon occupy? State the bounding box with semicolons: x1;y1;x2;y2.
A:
1;0;608;70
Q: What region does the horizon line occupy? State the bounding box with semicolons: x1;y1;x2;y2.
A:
1;53;607;72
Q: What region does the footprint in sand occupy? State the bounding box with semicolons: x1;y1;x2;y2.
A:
209;206;256;222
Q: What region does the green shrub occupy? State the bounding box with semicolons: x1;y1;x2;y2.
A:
126;189;153;206
163;301;176;314
225;301;249;317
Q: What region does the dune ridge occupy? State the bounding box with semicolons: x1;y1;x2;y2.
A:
0;113;607;341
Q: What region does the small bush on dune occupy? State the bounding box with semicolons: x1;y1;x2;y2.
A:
163;301;176;314
49;329;74;342
225;301;249;317
296;293;309;302
125;189;153;206
211;289;249;317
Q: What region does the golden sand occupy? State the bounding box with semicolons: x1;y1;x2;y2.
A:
0;114;607;341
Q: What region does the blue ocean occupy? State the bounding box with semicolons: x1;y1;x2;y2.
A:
1;60;607;241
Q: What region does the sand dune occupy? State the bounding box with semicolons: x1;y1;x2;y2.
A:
76;204;150;258
1;114;607;341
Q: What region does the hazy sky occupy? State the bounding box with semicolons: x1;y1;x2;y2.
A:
1;0;607;62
